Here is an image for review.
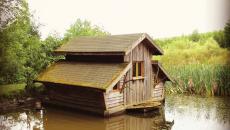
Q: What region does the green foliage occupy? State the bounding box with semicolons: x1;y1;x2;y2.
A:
155;32;230;65
63;19;109;42
0;1;40;84
212;20;230;48
0;84;25;97
213;31;226;48
189;30;200;42
0;1;63;86
224;20;230;48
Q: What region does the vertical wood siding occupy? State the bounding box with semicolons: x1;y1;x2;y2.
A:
123;41;153;106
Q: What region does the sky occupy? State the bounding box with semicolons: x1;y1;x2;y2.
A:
28;0;230;39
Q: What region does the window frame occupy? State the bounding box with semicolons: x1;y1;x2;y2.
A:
132;61;145;79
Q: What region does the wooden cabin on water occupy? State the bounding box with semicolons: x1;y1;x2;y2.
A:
35;33;172;116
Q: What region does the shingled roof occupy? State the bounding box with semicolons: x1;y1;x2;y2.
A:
35;61;131;91
55;33;163;55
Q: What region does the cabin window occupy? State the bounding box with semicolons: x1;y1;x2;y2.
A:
132;62;144;78
113;81;121;91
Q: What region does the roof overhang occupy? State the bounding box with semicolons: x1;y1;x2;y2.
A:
152;61;173;82
35;61;132;91
54;51;125;56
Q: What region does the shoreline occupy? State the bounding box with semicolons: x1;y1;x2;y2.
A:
0;97;41;114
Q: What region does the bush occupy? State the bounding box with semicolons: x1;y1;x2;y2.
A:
189;30;200;42
224;20;230;48
213;31;226;48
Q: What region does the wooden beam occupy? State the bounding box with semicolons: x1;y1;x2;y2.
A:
136;62;138;77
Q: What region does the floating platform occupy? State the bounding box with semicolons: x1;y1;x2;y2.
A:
126;100;161;113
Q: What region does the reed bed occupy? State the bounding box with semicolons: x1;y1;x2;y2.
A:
165;64;230;96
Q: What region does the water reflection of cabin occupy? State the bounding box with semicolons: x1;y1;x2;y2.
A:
35;33;172;116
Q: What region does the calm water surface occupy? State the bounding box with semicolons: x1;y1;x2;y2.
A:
0;95;230;130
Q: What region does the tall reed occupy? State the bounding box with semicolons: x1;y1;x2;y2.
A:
165;64;230;96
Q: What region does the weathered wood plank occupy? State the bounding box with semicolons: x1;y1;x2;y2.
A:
106;99;124;105
106;91;123;98
123;41;153;106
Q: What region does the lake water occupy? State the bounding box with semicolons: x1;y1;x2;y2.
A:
0;95;230;130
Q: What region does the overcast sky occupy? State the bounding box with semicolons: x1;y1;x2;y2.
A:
28;0;230;39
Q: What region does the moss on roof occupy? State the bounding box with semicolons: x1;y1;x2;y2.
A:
35;61;130;90
54;33;163;55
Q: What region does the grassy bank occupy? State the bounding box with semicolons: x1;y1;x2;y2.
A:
155;31;230;96
0;84;26;98
0;83;44;99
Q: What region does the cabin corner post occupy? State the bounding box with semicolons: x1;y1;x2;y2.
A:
103;92;108;111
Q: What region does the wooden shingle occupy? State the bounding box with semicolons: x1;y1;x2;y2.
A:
55;33;163;55
35;61;131;90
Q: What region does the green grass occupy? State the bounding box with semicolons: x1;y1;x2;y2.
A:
0;83;45;99
154;31;230;96
0;83;26;97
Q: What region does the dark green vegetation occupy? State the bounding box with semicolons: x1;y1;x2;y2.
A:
224;20;230;48
155;31;230;96
0;84;25;98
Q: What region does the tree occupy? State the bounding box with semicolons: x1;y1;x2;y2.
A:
0;0;41;85
224;20;230;48
0;0;22;30
40;33;63;68
63;19;109;42
0;5;109;85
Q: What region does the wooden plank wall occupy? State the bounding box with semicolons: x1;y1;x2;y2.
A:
123;41;153;106
152;82;164;101
45;84;106;114
105;91;124;109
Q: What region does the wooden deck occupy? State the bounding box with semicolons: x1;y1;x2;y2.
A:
126;100;161;112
